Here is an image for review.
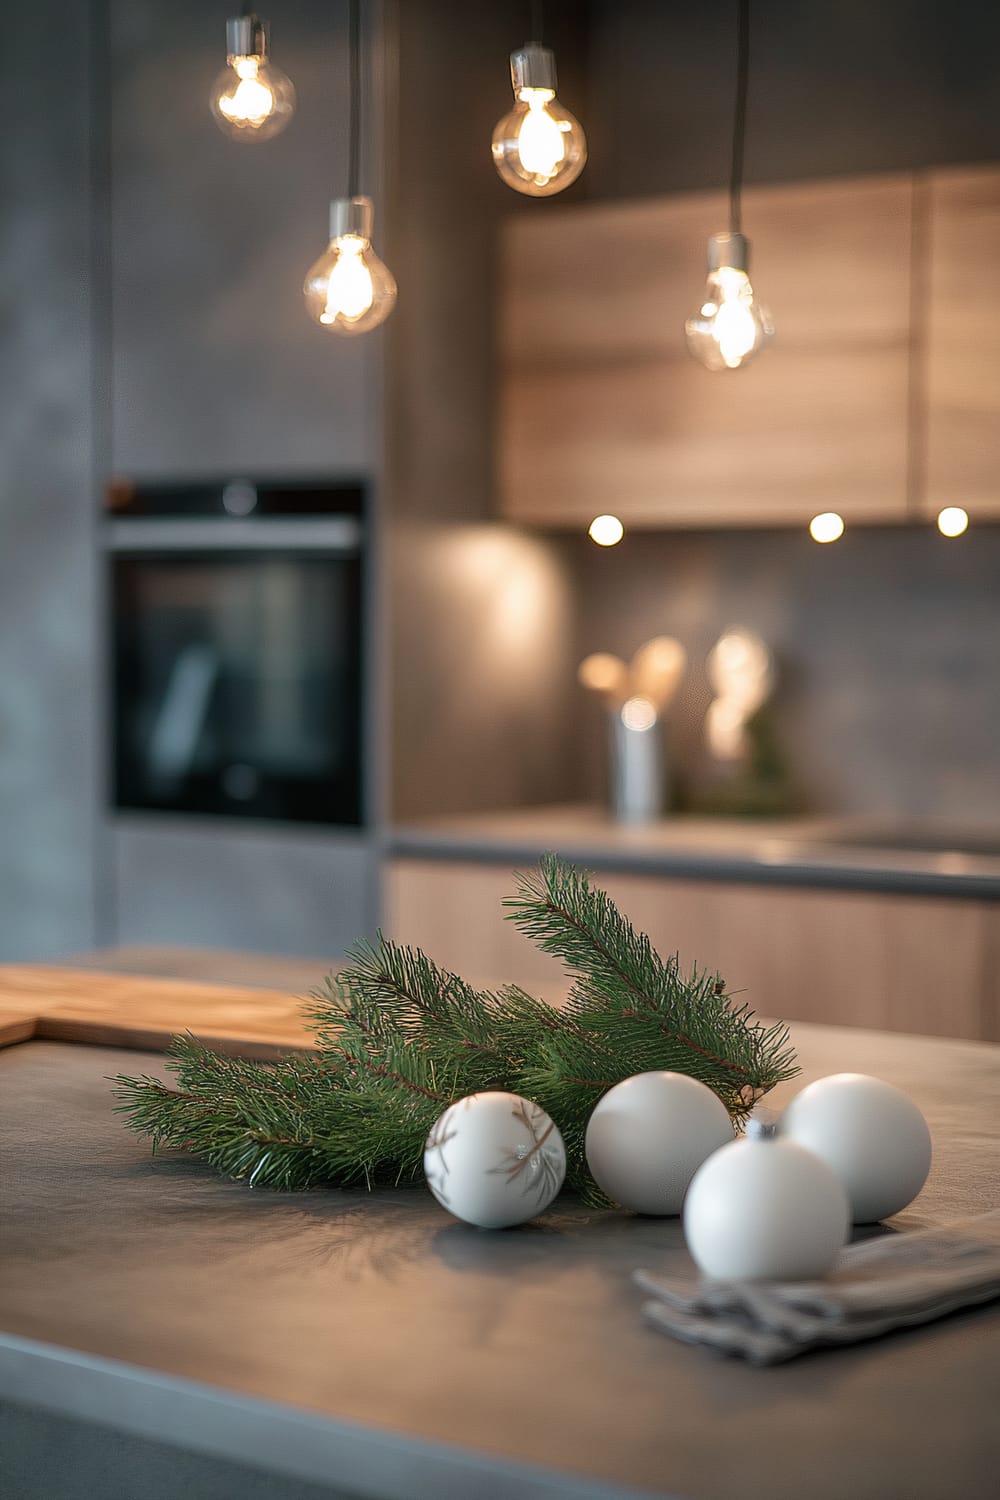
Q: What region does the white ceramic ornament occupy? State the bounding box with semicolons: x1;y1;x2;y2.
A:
684;1116;851;1280
584;1071;734;1215
423;1091;566;1229
781;1072;932;1223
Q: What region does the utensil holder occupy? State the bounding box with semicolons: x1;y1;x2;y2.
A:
610;709;665;824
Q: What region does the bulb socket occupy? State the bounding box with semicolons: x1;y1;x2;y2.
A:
329;195;373;242
708;231;750;274
510;43;557;93
226;14;268;59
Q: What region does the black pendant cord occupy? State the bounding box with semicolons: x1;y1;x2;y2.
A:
530;0;544;46
347;0;361;199
729;0;749;235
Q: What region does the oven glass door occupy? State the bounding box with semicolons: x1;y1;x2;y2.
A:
113;552;362;825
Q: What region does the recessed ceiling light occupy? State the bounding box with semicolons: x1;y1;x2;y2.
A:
937;506;969;537
588;514;624;547
809;512;845;544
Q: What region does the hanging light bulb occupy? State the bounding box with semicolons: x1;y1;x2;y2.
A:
686;0;771;371
303;0;395;336
492;42;587;196
686;232;773;370
210;12;296;143
304;196;397;336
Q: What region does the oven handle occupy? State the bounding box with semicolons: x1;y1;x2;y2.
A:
106;517;363;553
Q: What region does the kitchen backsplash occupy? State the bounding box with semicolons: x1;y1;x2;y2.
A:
567;524;1000;821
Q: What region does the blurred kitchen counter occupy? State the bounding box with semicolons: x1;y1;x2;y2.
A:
390;803;1000;900
387;807;1000;1043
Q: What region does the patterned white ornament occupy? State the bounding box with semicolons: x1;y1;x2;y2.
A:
584;1071;734;1215
423;1091;566;1228
781;1072;932;1223
684;1116;851;1280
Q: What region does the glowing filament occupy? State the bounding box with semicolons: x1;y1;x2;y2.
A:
321;237;375;325
708;267;759;369
218;57;274;126
516;89;567;181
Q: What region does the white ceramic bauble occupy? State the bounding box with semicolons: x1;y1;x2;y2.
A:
781;1073;932;1223
585;1071;734;1215
684;1124;851;1280
423;1091;566;1229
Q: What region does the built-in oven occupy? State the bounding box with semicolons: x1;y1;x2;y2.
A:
108;478;365;826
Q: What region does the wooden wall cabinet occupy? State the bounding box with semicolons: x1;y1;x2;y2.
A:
499;173;915;528
922;166;1000;520
500;162;1000;532
387;859;1000;1043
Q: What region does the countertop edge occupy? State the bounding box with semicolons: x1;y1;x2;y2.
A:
388;828;1000;901
0;1332;659;1500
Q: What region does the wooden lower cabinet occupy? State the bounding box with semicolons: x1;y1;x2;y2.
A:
385;859;999;1043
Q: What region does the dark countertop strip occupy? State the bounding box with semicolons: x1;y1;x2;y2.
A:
389;807;1000;900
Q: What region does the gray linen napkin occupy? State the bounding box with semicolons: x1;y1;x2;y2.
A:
635;1210;1000;1365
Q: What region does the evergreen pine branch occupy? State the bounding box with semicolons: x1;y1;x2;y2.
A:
114;1036;340;1190
504;854;798;1116
115;855;799;1199
309;937;505;1068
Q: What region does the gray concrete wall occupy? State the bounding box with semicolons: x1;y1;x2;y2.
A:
384;0;587;820
586;0;1000;199
0;1;102;959
109;0;379;478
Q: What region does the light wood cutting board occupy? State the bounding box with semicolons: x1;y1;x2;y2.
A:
0;966;315;1059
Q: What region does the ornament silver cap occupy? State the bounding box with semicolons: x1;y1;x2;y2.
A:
329;195;373;242
745;1106;779;1140
227;13;268;59
708;231;750;274
510;42;557;93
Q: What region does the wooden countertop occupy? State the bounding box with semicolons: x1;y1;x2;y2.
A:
0;967;998;1499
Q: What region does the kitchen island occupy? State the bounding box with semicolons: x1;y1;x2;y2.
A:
0;969;998;1500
